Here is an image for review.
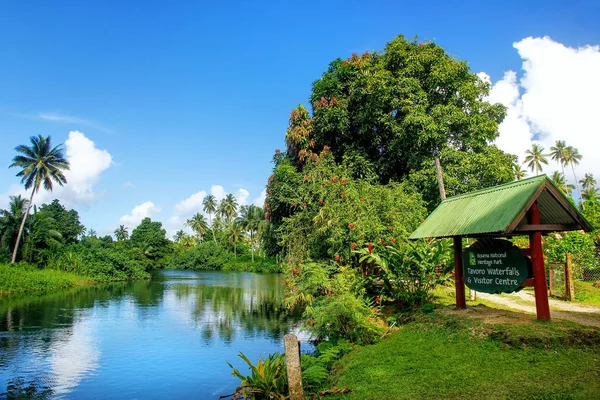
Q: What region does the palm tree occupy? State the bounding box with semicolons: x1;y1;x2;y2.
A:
0;195;29;254
564;146;583;207
173;230;185;243
580;173;596;191
240;205;266;263
220;194;239;224
523;144;548;175
186;213;209;240
581;187;599;203
550;171;575;196
203;195;218;244
227;221;243;257
88;228;97;238
9;135;69;263
114;225;129;241
549;140;568;176
512;162;528;181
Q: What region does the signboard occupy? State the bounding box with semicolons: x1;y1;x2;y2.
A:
463;247;531;294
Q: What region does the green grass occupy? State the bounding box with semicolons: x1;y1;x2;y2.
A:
330;312;600;400
574;280;600;306
0;262;92;297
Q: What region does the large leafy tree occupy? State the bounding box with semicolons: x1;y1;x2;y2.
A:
307;36;507;185
203;194;218;244
9;135;69;263
130;217;171;265
38;199;84;244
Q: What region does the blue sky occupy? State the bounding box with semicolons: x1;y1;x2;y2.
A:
1;0;599;236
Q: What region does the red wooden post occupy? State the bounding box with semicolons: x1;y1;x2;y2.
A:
454;236;466;309
528;202;551;321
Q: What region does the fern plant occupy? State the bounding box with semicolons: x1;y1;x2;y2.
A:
226;352;288;399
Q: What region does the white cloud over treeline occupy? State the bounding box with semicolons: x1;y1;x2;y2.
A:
481;36;600;195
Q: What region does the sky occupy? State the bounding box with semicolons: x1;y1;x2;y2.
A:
1;0;599;237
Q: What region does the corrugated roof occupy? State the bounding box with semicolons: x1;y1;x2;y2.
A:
409;175;593;239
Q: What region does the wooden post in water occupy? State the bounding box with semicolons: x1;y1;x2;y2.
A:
283;334;304;400
454;236;466;309
565;253;575;301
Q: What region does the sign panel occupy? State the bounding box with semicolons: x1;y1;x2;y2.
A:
463;247;530;294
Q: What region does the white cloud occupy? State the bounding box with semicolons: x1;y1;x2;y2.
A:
252;189;266;207
485;36;600;199
38;112;112;133
3;131;112;208
119;201;161;230
210;185;226;202
174;190;207;215
122;181;135;189
234;188;250;206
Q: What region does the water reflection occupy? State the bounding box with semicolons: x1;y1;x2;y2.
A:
0;270;300;399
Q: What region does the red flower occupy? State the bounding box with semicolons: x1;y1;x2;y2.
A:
304;175;308;180
335;255;340;261
303;202;307;207
390;237;396;243
375;296;379;304
368;243;373;254
380;240;386;246
360;198;365;202
351;243;357;249
294;269;299;274
341;179;346;184
281;279;285;283
275;149;281;154
341;192;345;197
348;223;354;229
292;202;296;207
325;180;329;185
332;177;338;183
319;199;323;203
290;305;294;310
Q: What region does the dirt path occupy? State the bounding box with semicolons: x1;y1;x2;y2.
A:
476;290;600;328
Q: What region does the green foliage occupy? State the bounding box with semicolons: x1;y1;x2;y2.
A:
300;340;353;392
227;352;288;400
308;292;381;344
544;232;599;277
37;200;84;244
357;239;452;307
0;262;90;296
130;217;172;267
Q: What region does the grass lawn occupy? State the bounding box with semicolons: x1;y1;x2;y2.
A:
330;310;600;400
0;262;92;296
574;280;600;306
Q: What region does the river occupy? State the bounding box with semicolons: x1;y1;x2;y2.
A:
0;270;304;399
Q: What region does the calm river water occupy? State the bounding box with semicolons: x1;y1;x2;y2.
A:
0;270;304;399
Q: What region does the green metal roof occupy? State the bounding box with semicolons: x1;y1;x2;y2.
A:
409;175;593;239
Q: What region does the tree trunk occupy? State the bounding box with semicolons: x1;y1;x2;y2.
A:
571;162;584;210
11;190;35;264
234;243;237;258
434;156;446;201
210;212;217;245
251;230;254;263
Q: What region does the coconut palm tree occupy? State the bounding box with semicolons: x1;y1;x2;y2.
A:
549;140;568;176
9;135;69;263
186;213;209;240
220;194;239;225
240;205;264;263
203;194;218;244
0;195;29;254
523;144;548;175
564;146;583;207
580;173;596;191
88;228;97;238
173;230;185;243
114;224;129;241
581;187;599;203
227;221;243;258
550;171;575;196
512;162;528;181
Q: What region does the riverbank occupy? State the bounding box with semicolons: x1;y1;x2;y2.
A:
330;307;600;399
0;262;95;297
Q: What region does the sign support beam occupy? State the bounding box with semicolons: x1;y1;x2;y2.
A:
454;236;466;309
528;202;551;321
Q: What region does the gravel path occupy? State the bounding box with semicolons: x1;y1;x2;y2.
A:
476;290;600;328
